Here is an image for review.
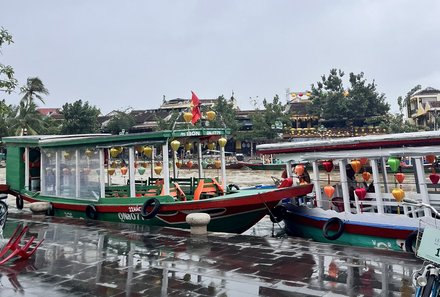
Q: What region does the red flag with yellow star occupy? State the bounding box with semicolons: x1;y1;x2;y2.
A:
190;91;201;124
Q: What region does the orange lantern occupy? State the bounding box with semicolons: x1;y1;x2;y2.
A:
176;161;182;168
362;171;371;182
426;155;436;164
350;160;362;173
214;159;221;169
294;164;305;176
392;188;405;202
186;160;193;169
395;172;405;184
324;185;335;199
120;166;128;175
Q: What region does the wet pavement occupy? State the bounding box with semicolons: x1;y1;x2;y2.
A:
0;210;422;297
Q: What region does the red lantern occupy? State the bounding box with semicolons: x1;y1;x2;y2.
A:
430;174;440;185
176;161;182;168
322;161;334;173
360;158;369;166
324;185;335;199
426;155;436;164
355;188;367;200
186;160;193;169
395;173;405;184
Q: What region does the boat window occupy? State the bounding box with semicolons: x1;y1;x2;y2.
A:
41;147;100;201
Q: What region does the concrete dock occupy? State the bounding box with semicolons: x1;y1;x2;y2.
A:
0;211;421;297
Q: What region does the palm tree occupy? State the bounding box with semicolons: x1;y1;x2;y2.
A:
10;77;49;135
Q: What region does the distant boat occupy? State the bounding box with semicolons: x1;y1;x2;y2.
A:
240;154;285;171
258;131;440;252
0;128;312;234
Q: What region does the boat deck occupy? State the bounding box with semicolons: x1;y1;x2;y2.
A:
1;211;422;296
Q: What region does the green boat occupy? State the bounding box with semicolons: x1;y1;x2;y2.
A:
0;128;313;233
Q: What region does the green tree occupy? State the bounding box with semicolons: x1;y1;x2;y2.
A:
401;85;422;118
0;28;18;95
308;69;390;127
102;109;136;134
8;77;49;135
250;95;290;140
209;96;239;133
155;110;179;131
0;99;13;136
60;100;101;134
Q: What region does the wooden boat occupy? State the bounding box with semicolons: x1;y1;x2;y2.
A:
257;131;440;252
0;128;312;234
239;154;285;171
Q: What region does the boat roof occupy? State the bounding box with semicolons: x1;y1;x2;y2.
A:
1;128;230;148
257;131;440;162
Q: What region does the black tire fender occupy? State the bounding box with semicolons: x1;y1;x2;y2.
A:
405;231;418;253
85;204;98;220
16;195;24;210
0;200;8;229
141;198;160;219
227;184;240;191
322;217;345;240
269;204;287;223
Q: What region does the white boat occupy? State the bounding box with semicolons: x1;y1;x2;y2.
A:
257;131;440;252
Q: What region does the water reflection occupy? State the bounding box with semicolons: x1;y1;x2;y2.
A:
0;217;423;296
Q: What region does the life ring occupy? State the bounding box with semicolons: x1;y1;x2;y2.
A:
322;217;345;240
405;231;418;253
141;198;160;219
85;204;98;220
46;202;55;216
227;184;240;191
269;204;287;223
16;195;24;210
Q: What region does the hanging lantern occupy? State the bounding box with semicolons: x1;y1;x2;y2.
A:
322;161;334;173
120;166;128;175
306;92;311;97
214;159;221;169
143;146;153;157
392;188;405;202
142;161;148;168
430;173;440;185
176;161;182;168
426;155;436;164
108;168;115;175
218;137;227;148
294;164;305;176
85;149;93;158
355;188;367;200
387;157;400;173
135;145;144;154
64;151;71;160
110;147;120;158
154;165;163;175
183;112;193;123
171;140;180;151
360;158;369;166
186;160;193;169
110;161;117;168
201;160;208;169
324;185;335;199
207;142;216;150
138;166;145;175
350;160;362;173
395;172;405;184
206;110;216;121
185;142;192;151
343;90;349;97
117;147;123;154
362;171;371;182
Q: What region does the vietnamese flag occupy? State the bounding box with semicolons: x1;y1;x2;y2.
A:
191;91;201;124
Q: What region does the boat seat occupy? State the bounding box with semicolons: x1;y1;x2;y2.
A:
193;178;224;201
160;182;186;201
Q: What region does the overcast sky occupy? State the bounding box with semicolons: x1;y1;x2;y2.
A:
1;0;440;115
